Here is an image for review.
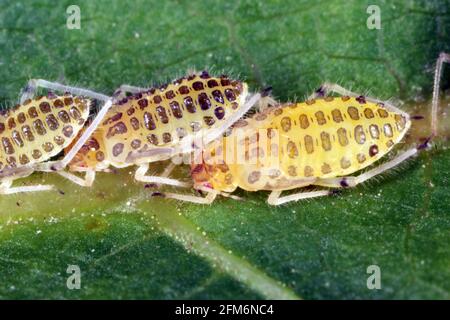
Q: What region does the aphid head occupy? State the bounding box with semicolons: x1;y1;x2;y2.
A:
190;163;213;190
65;128;107;171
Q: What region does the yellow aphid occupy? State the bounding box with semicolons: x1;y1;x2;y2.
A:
0;94;91;194
0;95;89;170
63;72;260;187
191;97;410;194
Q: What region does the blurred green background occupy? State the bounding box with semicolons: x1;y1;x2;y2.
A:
0;0;449;299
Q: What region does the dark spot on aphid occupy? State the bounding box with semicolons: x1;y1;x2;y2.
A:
102;112;122;125
207;79;218;88
162;132;172;143
156;106;169;123
58;110;70;123
169;101;183;119
17;112;26;124
46;114;59;130
369;144;379;157
248;171;261;184
64;97;73;106
192;81;204;91
204;116;215;126
7;118;16;129
22;125;34;141
321;163;332;174
127;107;135;116
212;90;224;104
131;139;141;149
198;93;211;110
106;121;128;138
214;107;225;120
130;117;140;130
288;165;297;176
96;151;105;161
315;111;327;125
220;77;230;86
39;102;51;113
144;183;157;189
347;106;359;120
153;95;162;104
179;86;189;94
377;109;388;118
11;130;23;147
143;112;156;130
58;189;65;195
281;117;291;132
411;115;424;120
184;96;196;113
53;99;64;108
138;99;148;109
151;191;165;197
224;89;236;102
42;142;54;152
32;149;42;159
6;156;17;167
2;137;14;154
112;143;124;157
147;134;159;145
54;135;65;145
63;125;74;137
356;96;366;104
165;90;175;99
33;119;46;135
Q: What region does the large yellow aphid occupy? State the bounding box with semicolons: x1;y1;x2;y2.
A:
61;72;262;187
152;53;449;205
0;79;114;194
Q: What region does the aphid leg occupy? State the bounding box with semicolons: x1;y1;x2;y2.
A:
314;148;418;188
56;170;96;187
308;82;410;119
113;84;148;100
0;179;54;195
431;52;450;137
23;79;114;172
161;189;218;204
161;162;176;178
20;79;109;104
267;190;330;206
135;163;191;187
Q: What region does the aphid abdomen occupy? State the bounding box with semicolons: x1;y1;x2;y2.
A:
97;73;248;167
0;95;89;171
194;97;411;193
269;97;411;179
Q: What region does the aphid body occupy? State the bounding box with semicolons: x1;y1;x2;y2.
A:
65;73;256;186
192;96;410;193
0;95;89;176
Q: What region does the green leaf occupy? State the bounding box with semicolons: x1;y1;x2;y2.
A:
0;0;449;299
